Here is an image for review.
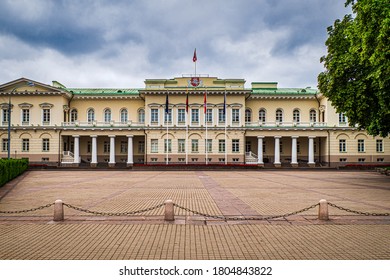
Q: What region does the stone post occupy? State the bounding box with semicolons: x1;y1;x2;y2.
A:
53;199;64;221
164;200;174;221
318;199;329;220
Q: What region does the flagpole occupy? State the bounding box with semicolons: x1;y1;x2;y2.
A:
165;92;169;165
224;90;227;165
185;87;189;165
205;89;208;165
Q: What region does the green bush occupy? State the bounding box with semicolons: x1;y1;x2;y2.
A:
0;158;29;187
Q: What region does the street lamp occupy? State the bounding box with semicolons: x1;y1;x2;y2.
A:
7;82;34;159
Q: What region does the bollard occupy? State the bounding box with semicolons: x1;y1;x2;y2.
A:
53;199;64;221
318;199;329;220
164;200;175;221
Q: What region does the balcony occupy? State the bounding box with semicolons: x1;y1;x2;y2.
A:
245;121;328;128
62;121;145;128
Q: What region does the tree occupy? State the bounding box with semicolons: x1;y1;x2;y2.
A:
318;0;390;137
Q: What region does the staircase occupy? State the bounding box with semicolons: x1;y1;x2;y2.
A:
245;152;258;165
61;151;76;166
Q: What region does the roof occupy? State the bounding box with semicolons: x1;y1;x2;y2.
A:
65;88;141;95
251;87;319;95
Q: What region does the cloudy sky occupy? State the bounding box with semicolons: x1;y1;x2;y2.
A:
0;0;350;89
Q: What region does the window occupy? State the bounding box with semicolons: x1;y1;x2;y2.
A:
259;109;266;123
232;158;239;162
121;109;128;123
339;139;346;152
191;108;199;124
276;109;283;123
219;139;225;153
293;109;300;123
218;108;226;123
42;109;50;125
151;139;158;153
151;158;158;162
245;109;252;124
70;109;78;123
376;139;383;152
232;109;240;123
87;108;95;123
22;139;29;152
191;139;199;152
358;139;365;153
164;109;172;124
339;113;347;124
151;109;159;123
42;138;50;152
377;158;384;162
178;139;185;153
104;108;111;123
104;141;110;153
358;158;366;162
164;139;172;153
177;109;186;124
310;109;317;123
339;158;347;162
22;109;30;125
232;139;239;153
205;139;212;153
120;141;127;153
206;108;213;123
138;141;145;153
2;139;8;152
87;141;91;153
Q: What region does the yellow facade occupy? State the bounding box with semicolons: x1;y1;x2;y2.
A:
0;77;389;168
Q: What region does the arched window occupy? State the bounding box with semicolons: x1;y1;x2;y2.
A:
138;108;145;123
245;109;252;124
293;109;300;123
87;108;95;123
120;108;128;123
276;109;283;123
310;109;317;123
104;108;111;123
259;108;266;123
70;109;78;122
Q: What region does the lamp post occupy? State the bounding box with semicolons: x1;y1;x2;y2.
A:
7;82;34;159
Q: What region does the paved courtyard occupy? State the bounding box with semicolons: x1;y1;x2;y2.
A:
0;170;389;259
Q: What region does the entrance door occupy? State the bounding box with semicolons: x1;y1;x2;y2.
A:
245;141;251;153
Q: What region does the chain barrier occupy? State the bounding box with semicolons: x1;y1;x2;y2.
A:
173;203;320;221
0;203;54;214
328;202;390;216
63;202;165;216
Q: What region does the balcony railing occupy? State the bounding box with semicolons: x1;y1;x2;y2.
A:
245;121;328;128
62;121;145;127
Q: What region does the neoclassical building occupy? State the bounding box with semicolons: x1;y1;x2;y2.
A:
1;76;389;168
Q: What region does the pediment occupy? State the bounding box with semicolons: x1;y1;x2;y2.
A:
0;78;70;98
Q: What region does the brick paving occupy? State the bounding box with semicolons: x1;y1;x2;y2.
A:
0;170;389;260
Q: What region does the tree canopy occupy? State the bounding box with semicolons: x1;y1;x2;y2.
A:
318;0;390;137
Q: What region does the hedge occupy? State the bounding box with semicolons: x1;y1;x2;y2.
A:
0;158;29;187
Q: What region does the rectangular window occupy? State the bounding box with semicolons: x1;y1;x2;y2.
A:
22;139;29;152
151;109;159;123
164;109;172;124
164;139;172;153
339;158;347;162
232;139;239;153
151;139;158;153
376;139;383;152
178;139;185;153
218;109;225;123
191;109;199;125
2;138;8;152
2;109;9;125
232;158;239;162
358;158;365;162
377;158;384;162
191;139;198;153
177;109;186;124
42;138;50;152
339;113;347;124
358;139;365;153
120;141;127;153
178;158;185;162
104;141;110;153
206;108;213;124
42;109;50;125
219;139;225;153
205;139;212;153
232;109;240;123
339;139;346;152
138;141;145;153
22;109;30;125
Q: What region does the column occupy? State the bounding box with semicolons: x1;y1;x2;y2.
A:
73;135;80;165
308;136;316;167
291;136;299;167
127;135;134;167
91;135;97;167
109;135;116;167
274;136;281;167
257;136;264;166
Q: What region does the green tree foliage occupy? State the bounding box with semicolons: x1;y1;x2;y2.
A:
0;159;29;187
318;0;390;136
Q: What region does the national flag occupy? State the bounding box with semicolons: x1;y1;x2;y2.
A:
165;94;169;114
186;90;189;113
193;48;197;62
204;91;207;114
223;91;226;116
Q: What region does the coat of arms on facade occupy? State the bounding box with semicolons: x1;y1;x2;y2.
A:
188;77;202;87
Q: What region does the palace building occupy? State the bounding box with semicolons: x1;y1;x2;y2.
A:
0;76;389;168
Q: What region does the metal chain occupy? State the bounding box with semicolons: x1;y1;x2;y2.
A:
173;203;320;221
63;202;165;216
0;203;54;214
328;202;390;216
